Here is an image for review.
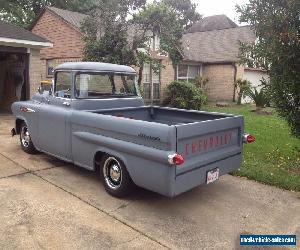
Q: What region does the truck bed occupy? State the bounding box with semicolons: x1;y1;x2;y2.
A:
80;106;244;196
92;106;231;126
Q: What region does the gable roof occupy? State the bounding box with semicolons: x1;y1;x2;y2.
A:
29;6;87;31
0;20;50;42
0;20;52;48
46;6;87;29
182;26;255;63
186;14;238;33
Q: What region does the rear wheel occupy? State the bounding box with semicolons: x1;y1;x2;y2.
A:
99;155;134;198
20;122;38;154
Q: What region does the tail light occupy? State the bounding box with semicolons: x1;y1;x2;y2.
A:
243;134;255;143
168;153;184;165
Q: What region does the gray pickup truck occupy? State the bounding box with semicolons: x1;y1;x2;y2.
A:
11;62;255;197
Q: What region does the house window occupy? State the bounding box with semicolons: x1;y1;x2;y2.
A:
46;59;55;77
146;34;160;51
177;65;201;82
154;35;160;51
143;63;160;100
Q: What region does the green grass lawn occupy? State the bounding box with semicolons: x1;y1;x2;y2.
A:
202;104;300;192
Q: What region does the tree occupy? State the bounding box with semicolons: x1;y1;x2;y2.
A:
234;78;251;105
237;0;300;137
162;0;201;29
0;0;94;27
81;0;148;84
81;0;201;86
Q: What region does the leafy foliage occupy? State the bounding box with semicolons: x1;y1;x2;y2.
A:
81;0;150;86
236;0;300;137
162;0;200;29
245;87;268;109
234;78;251;105
81;0;201;85
194;75;209;90
133;2;184;67
163;81;207;110
0;0;94;27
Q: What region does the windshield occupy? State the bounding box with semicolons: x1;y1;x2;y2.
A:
75;72;137;98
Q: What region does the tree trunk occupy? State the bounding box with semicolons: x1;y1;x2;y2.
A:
137;65;143;87
233;85;236;102
121;75;129;92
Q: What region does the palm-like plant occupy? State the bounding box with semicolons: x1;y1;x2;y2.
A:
234;79;251;105
245;87;268;109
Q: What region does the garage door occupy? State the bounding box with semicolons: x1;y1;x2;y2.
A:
0;46;29;112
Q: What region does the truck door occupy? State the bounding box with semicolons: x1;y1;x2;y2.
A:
37;71;72;159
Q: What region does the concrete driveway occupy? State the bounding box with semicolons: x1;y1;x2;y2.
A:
0;114;299;250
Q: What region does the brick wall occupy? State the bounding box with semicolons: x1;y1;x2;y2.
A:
236;64;245;80
160;59;175;100
31;9;84;60
29;49;42;97
40;57;82;79
202;64;235;101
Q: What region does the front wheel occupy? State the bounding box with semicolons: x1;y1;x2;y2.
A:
20;122;38;154
99;155;134;198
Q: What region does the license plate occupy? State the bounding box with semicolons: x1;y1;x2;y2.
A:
206;168;219;184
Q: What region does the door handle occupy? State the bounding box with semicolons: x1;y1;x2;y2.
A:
63;101;70;107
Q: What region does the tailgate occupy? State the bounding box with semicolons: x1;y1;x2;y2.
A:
175;116;244;175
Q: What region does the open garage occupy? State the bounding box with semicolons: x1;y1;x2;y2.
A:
0;21;52;112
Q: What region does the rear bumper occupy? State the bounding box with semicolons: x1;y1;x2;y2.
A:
173;153;242;196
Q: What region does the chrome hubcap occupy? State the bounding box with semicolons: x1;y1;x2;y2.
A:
110;164;121;182
103;157;122;190
21;126;30;148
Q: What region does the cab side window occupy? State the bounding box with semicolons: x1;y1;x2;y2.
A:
55;72;71;98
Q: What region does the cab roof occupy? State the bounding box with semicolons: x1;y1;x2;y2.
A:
55;62;136;74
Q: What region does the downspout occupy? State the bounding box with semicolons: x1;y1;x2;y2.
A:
150;61;153;106
232;62;237;102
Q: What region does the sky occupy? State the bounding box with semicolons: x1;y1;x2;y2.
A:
193;0;249;24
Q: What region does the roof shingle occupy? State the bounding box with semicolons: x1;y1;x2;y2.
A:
185;14;238;33
47;6;87;29
0;20;50;43
182;26;256;63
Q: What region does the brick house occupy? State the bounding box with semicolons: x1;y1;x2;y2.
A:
30;8;265;102
0;21;52;111
29;7;86;81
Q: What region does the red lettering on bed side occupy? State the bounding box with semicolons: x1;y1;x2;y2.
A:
203;139;208;151
192;143;197;153
185;144;190;155
198;140;202;152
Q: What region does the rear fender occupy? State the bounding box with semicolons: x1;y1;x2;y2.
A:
93;147;130;173
15;117;27;134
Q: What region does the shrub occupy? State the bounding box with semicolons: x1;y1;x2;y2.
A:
237;0;300;137
245;87;268;109
234;79;251;105
259;77;273;107
163;81;207;110
194;75;209;91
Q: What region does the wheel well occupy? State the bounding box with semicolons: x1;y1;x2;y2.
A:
94;151;106;172
16;119;24;134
